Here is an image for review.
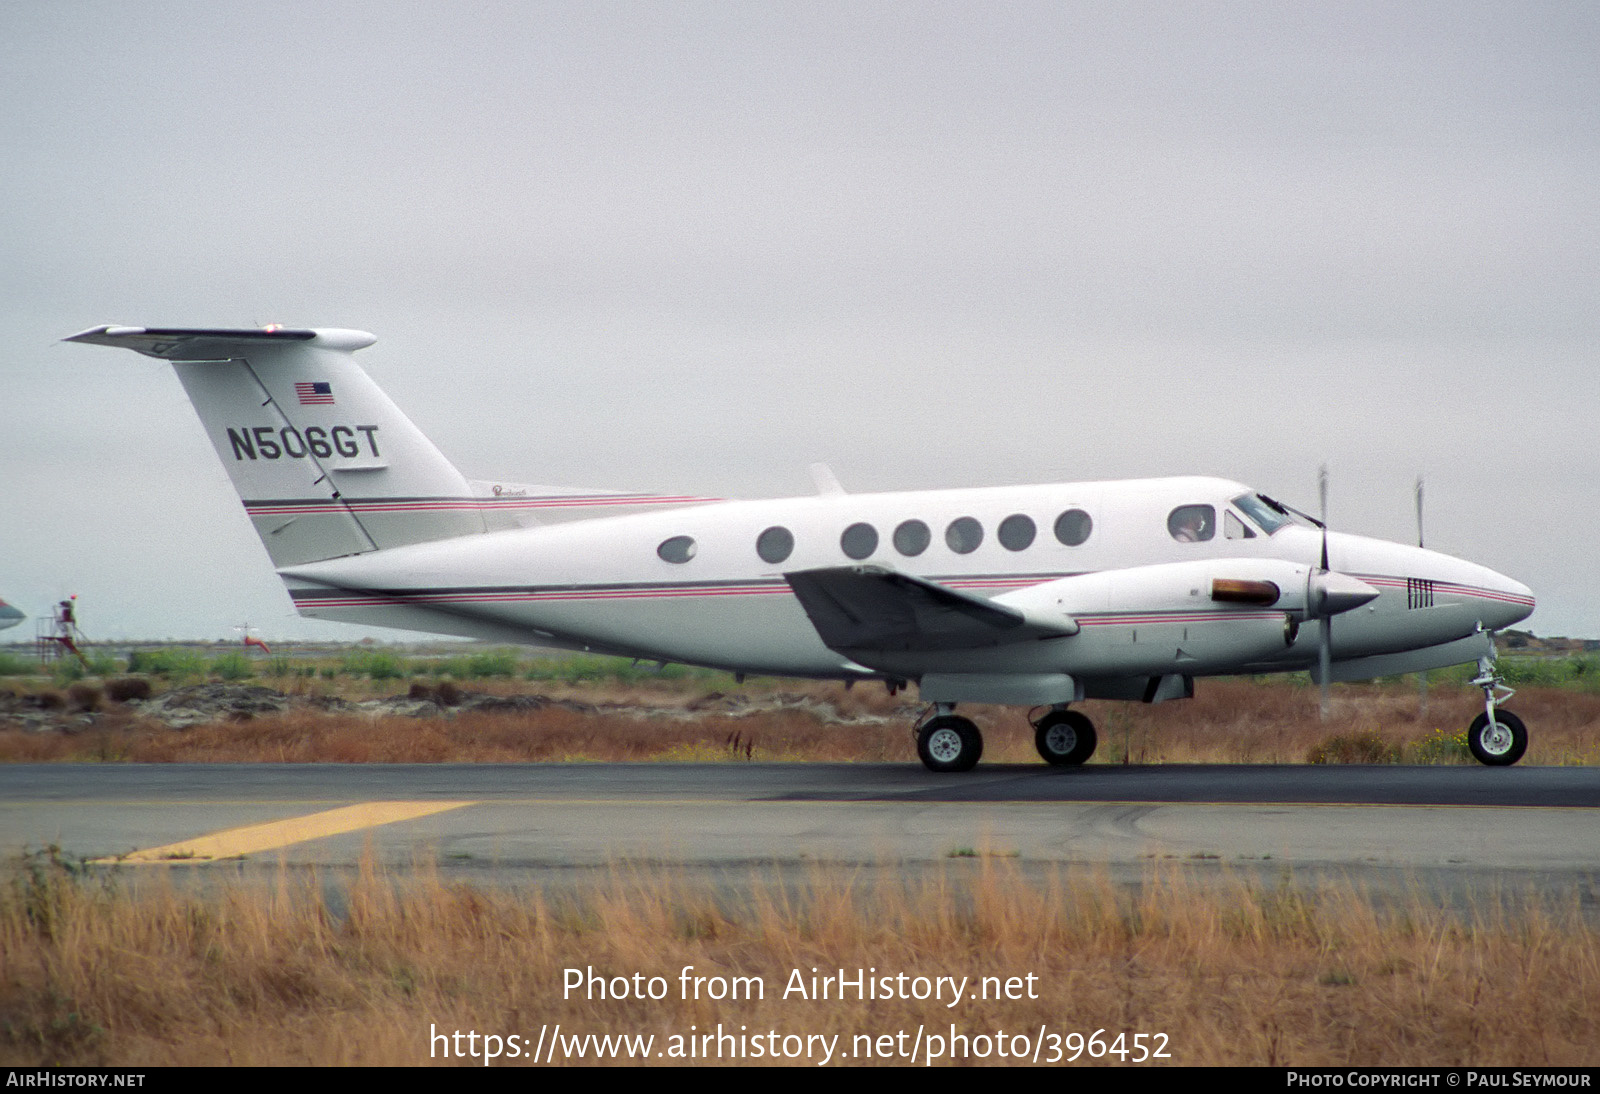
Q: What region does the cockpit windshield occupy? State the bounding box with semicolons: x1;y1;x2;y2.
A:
1231;493;1295;535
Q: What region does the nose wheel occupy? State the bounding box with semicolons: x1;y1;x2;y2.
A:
1467;652;1527;766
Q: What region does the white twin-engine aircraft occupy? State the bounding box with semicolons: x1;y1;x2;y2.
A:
69;325;1537;772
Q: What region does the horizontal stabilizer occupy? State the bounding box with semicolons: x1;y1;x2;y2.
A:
65;326;375;359
785;566;1078;653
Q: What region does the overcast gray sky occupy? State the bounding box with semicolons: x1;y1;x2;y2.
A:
2;1;1596;643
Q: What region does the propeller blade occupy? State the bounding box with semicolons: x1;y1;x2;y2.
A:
1415;473;1428;713
1314;465;1334;720
1317;464;1330;571
1414;475;1425;549
1319;623;1332;720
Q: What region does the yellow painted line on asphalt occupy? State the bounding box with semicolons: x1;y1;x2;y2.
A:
99;801;476;863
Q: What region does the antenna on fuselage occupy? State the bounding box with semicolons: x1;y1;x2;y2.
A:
809;463;846;496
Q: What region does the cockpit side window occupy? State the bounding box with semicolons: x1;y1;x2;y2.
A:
1168;504;1215;543
1231;493;1292;534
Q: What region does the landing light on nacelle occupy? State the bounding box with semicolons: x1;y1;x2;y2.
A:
1211;578;1280;606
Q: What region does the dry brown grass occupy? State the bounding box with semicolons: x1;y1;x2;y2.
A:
3;850;1596;1066
1;677;1595;765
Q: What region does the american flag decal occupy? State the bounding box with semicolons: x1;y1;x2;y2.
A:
295;381;334;405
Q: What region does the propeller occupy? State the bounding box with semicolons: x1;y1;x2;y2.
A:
1316;464;1332;718
1415;474;1428;716
1217;483;1378;719
1275;466;1378;719
1414;475;1425;550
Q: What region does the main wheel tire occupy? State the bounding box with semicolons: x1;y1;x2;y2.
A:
917;715;984;772
1467;709;1527;766
1034;710;1098;766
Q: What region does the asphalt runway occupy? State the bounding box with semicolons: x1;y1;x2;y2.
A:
3;763;1597;915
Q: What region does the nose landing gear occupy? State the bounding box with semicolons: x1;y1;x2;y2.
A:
1467;652;1527;766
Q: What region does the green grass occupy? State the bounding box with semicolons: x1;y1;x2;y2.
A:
1495;656;1600;690
125;649;209;679
523;653;733;686
0;653;36;676
209;652;255;682
338;649;408;680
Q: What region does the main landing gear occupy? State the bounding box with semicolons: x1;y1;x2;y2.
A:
915;707;984;772
912;704;1100;772
1466;652;1527;766
1033;708;1098;766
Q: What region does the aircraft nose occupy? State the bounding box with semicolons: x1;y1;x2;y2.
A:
1479;569;1535;630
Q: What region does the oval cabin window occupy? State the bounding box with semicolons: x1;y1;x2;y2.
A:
657;535;697;563
1054;509;1093;546
893;519;931;557
998;514;1036;551
840;522;879;560
946;517;983;554
756;526;794;564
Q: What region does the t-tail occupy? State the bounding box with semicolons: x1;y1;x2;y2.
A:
65;326;485;566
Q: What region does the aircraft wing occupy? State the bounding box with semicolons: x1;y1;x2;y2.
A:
785;566;1078;653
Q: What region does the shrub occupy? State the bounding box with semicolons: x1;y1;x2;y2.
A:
404;680;462;704
340;650;407;679
104;677;153;703
1408;727;1472;764
523;654;721;685
1493;655;1600;691
211;652;255;681
0;653;38;676
126;649;208;678
67;682;102;712
462;650;518;678
1306;731;1400;765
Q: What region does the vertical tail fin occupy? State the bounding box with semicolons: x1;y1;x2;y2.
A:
66;326;486;566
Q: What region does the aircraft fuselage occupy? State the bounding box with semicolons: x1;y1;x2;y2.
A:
279;475;1533;685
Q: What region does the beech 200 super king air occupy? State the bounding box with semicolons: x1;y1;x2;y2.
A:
68;325;1538;772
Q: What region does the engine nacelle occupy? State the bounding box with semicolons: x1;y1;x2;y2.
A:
993;558;1314;677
